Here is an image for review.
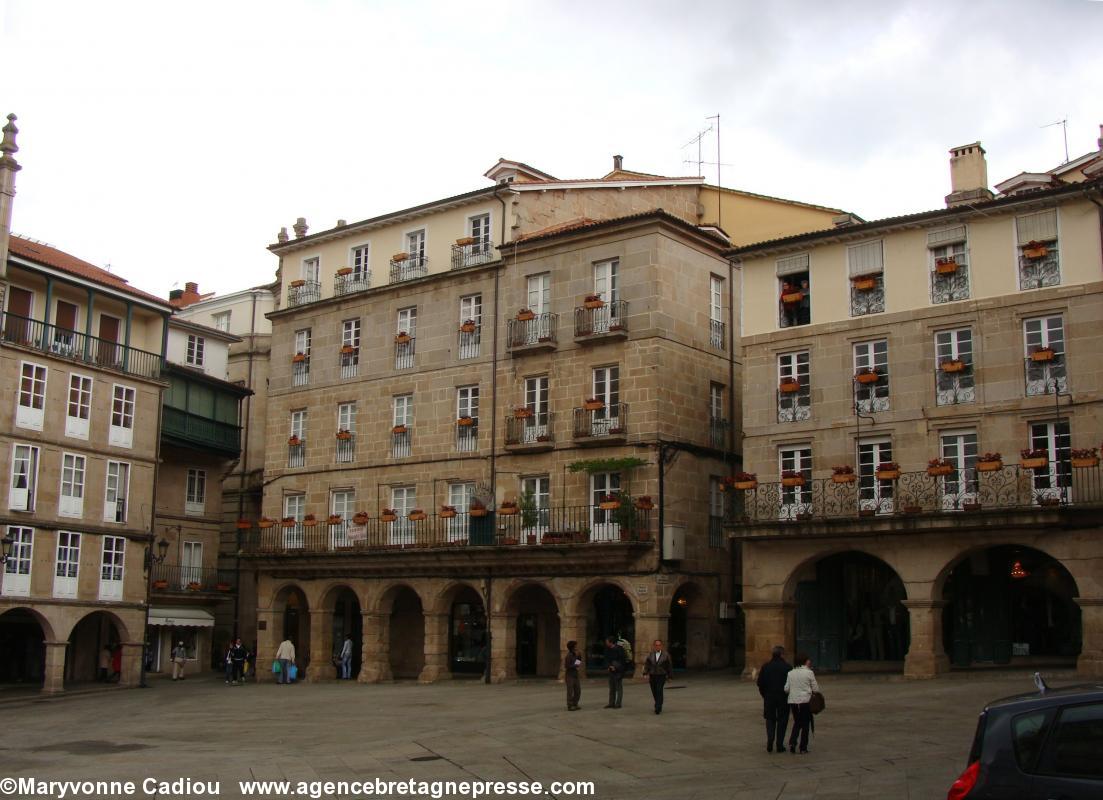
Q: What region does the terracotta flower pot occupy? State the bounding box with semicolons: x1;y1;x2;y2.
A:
459;322;477;333
290;279;306;288
583;399;605;411
456;236;477;246
875;469;900;481
1030;348;1055;362
832;473;856;484
852;276;877;291
395;333;411;344
236;520;252;530
392;425;407;435
940;360;965;373
855;371;879;384
734;480;758;491
392;252;409;262
1020;457;1048;470
469;507;488;518
583;297;605;309
516;309;535;321
976;460;1003;472
781;477;805;487
513;407;533;419
935;259;958;275
1072;456;1100;468
152;579;168;590
1023;243;1048;259
599;501;620;510
779;380;800;393
457;416;474;427
927;465;953;477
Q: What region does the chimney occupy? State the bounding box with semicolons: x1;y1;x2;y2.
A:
169;289;184;301
293;217;308;238
0;113;21;282
169;282;203;309
185;281;198;293
613;154;624;172
946;142;994;207
337;219;347;227
277;227;289;244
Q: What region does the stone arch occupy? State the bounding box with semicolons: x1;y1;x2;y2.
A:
0;607;55;687
433;582;487;677
503;582;562;678
668;580;713;670
575;580;638;673
320;583;363;681
781;546;912;604
65;609;132;685
430;580;484;616
270;583;311;673
377;583;425;679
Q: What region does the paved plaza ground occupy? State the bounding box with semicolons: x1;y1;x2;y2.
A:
2;669;1072;800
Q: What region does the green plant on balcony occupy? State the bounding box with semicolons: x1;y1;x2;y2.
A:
567;456;647;474
519;490;539;529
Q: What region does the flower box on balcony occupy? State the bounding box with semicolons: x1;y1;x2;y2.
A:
583;294;605;309
1038;496;1061;507
326;514;343;525
289;279;306;288
634;496;654;510
731;480;756;491
498;501;519;516
457;416;474;427
513;407;533;419
152;579;169;590
187;582;202;591
851;275;878;291
336;266;353;276
780;291;804;304
352;512;370;525
927;459;954;477
536;433;552;442
216;582;232;592
258;518;275;529
395;332;411;344
336;430;353;440
459;320;477;333
1020;457;1048;470
392;424;407;434
292;353;307;363
1030;347;1055;362
599;495;621;510
456;236;477;246
408;509;427;522
935;257;959;275
288;435;301;446
340;345;356;355
778;379;801;393
516;309;536;322
380;509;398;523
280;517;297;528
1022;241;1049;260
875;463;901;480
940;359;966;373
977;460;1002;472
439;505;457;519
236;519;252;530
302;515;318;527
855;369;879;385
469;503;488;518
780;472;805;487
391;252;409;262
1071;448;1099;468
583;398;605;411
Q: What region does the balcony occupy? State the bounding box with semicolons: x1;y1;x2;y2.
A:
728;461;1103;534
451;241;495;270
339;349;359;379
573;403;628;443
287;280;321;308
240;502;656;555
162;406;241;457
710;319;726;350
507;313;557;354
777;383;811;423
291;357;310;386
395;337;415;369
389;255;428;283
151;564;236;594
335;433;355;463
574;301;628;343
935;362;975;406
849;274;885;316
708;417;730;450
1025;353;1067;397
457;327;481;360
931;261;970;304
288;440;305;468
0;312;163;380
1018;246;1060;290
334;270;371;296
455;421;479;453
392;428;411;458
504;412;555;452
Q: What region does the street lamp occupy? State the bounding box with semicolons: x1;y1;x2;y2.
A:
138;535;171;689
853;377;876;513
0;535;13;563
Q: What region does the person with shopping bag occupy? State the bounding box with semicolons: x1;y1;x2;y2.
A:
275;637;296;685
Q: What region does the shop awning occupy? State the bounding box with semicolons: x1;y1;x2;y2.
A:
148;607;216;628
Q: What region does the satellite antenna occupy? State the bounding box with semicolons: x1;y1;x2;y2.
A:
1042;117;1069;164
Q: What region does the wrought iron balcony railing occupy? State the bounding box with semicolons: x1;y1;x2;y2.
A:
728;462;1103;528
931;264;970;304
507;313;557;350
287;441;305;468
1018;249;1060;290
777;384;811;423
849;275;885;316
451;241;495;269
574;301;628;338
1025;355;1067;397
287;281;321;307
291;357;310;386
392;428;411;457
710;319;726;350
1;313;163;380
240;503;656;555
457;328;481;360
573;403;628;439
335;434;355;463
151;563;236;593
334;271;371;296
505;412;555;447
340;349;359;379
455;421;479;452
708;417;730;450
935;364;975;406
395;337;415;369
389;255;428;283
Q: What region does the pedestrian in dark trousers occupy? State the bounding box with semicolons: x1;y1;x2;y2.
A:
223;643;234;684
564;640;583;710
784;653;820;754
756;645;792;752
229;639;247;684
642;639;674;715
603;636;626;708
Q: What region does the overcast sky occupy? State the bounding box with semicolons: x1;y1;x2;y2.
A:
2;0;1101;300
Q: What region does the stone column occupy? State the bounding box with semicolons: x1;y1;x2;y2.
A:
255;609;280;682
307;609;333;682
359;612;391;683
119;642;144;687
739;601;796;678
488;611;514;684
902;600;950;679
41;641;68;694
419;613;450;683
558;614;585;681
1075;598;1103;678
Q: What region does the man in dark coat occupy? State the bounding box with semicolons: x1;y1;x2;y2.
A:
642;639;675;714
603;636;627;708
563;640;583;710
757;645;792;752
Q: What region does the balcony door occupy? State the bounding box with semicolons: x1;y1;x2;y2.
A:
520;476;550;542
97;314;121;367
940;431;978;510
527;273;550;315
53;300;79;353
1030;421;1071;503
447;482;475;543
778;446;812;519
391;486;415;546
590;472;621;542
591;366;620;434
4;287;33;343
593;259;620;329
524;376;549;442
858;439;894;513
181;541;202;588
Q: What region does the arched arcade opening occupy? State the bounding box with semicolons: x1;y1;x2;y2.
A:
669;582;711;670
508;583;560;678
446;585;486;676
582;583;635;674
0;608;47;687
327;586;362;680
385;585;425;679
66;611;128;684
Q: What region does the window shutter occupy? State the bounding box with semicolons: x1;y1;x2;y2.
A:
776;253;809;277
848;241;884;276
1016;209;1058;245
927;226;966;248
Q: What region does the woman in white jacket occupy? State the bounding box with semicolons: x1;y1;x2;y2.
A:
783;653;819;754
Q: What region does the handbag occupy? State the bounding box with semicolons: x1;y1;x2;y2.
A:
809;690;826;715
288;664;298;681
272;660;281;673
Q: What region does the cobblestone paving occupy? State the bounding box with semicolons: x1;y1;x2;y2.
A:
2;670;1073;799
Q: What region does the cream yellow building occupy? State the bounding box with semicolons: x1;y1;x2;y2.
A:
730;138;1103;679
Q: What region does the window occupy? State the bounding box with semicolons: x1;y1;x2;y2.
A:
527;273;551;314
289;410;307;467
456;386;479;452
777;351;810;423
337;401;356;433
293;328;311;386
1049;702;1103;777
390;486;416;545
857;438;894;513
283;493;305;548
54;531;80;598
709;383;726;449
212;311;231;332
351;244;370;279
777;253;811;328
393;395;412;457
53;300;78;351
1010;710;1052;772
939;430;978;509
9;444;39;511
185;469;206;515
99;535;125;601
590;472;622;541
586;366;621;436
520;476;550;541
330;489;355;548
110;384;136;448
708;477;724;547
928;226;970;304
186;334;205;367
1016;209;1060;289
341;319;360;378
459;294;482;359
935;329;975;405
513;376;550;444
336;402;356;463
1029;421;1071;503
104;461;130;523
848;240;885;317
59;453;86;518
1024;316;1067;396
396;307;416;370
778;446;812;517
446;482;475;543
302;257;320;283
66;373;93;439
16;362;47;431
2;526;33;596
710;275;725;348
406;229;426;266
594;259;619;304
853;340;889;412
176;540;202;588
470;213;491;246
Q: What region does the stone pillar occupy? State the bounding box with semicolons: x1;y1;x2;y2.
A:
902;600;951;679
739;601;796;679
1075;598;1103;678
255;609;280;682
41;641;68;694
307;609;333;682
633;614;669;681
558;615;585;681
419;613;450;683
359;612;391;683
488;612;514;684
119;642;143;687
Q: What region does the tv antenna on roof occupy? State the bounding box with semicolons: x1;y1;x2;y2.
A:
682;124;713;177
1041;116;1069;164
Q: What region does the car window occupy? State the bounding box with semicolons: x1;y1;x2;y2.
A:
1011;710;1052;772
1050;702;1103;778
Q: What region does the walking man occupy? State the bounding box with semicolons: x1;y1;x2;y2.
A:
603;636;626;709
756;644;792;752
642;639;674;714
339;635;353;680
170;641;188;681
229;638;247;684
275;637;296;684
564;640;583;710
